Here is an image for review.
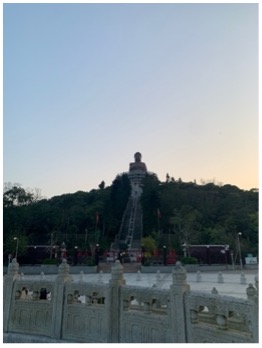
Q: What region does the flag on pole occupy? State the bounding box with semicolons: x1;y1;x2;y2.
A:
96;212;99;225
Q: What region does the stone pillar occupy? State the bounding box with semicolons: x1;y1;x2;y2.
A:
3;258;20;332
246;284;258;342
51;259;72;339
170;262;190;343
107;260;126;343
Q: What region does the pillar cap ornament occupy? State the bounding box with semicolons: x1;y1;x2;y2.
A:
246;283;257;299
57;258;72;281
7;258;19;277
172;262;187;285
110;260;125;285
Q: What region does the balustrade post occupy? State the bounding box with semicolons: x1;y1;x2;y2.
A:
170;262;190;342
3;258;20;332
246;283;258;342
51;259;72;339
107;260;126;343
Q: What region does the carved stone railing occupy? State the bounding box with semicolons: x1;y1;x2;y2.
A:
62;281;109;342
185;284;258;343
120;285;170;342
3;258;258;343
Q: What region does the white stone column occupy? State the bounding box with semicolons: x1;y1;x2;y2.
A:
170;262;190;343
246;283;258;342
51;259;72;339
107;260;126;343
3;258;20;332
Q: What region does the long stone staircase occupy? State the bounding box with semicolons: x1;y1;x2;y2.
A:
112;196;143;252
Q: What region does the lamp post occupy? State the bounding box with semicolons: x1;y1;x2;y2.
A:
95;244;99;266
163;245;167;266
74;246;78;266
13;237;19;259
61;242;66;260
230;250;235;270
182;243;187;258
237;232;243;270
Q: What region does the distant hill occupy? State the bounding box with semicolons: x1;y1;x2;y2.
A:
3;175;258;262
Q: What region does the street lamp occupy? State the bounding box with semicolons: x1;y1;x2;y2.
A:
237;232;243;270
61;242;66;260
182;243;187;258
74;246;78;266
95;244;99;266
230;250;235;270
163;245;167;266
13;237;19;259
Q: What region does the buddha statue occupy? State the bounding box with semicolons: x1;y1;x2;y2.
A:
129;152;147;172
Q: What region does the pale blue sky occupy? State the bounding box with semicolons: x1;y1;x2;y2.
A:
3;3;258;198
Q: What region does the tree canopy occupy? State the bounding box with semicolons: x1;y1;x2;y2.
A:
3;175;258;263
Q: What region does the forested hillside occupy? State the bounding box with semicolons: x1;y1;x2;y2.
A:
3;174;258;263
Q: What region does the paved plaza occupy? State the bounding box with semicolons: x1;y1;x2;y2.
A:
22;268;258;299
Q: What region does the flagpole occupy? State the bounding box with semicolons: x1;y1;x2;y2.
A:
95;212;99;244
157;209;161;242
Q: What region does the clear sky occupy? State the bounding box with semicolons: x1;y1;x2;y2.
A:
3;2;259;198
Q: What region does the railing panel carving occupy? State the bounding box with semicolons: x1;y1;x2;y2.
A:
8;279;54;336
120;285;170;342
62;282;109;342
185;291;256;343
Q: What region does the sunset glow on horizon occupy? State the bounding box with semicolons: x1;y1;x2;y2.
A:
3;3;258;198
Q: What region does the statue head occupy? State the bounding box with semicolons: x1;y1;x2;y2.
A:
134;152;142;162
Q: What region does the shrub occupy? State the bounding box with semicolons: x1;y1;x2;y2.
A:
42;258;58;265
181;256;198;264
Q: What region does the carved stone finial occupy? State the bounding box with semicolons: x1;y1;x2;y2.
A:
57;259;72;281
172;262;187;285
110;260;125;285
246;283;257;299
254;276;259;291
217;272;224;283
136;270;141;281
240;272;246;284
7;258;19;277
79;271;84;283
196;270;202;282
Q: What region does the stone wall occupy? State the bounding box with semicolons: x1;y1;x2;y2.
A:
3;258;258;343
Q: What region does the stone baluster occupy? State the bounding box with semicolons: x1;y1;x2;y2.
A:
170;262;190;343
196;270;202;282
217;272;224;283
156;270;161;281
123;299;130;311
212;287;218;294
254;275;258;291
143;301;152;313
190;309;198;323
107;260;126;343
3;258;20;332
136;270;141;281
51;259;72;339
98;270;104;283
79;270;84;283
216;314;227;330
246;283;258;342
240;272;246;284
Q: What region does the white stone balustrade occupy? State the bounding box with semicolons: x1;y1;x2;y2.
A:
3;258;258;343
